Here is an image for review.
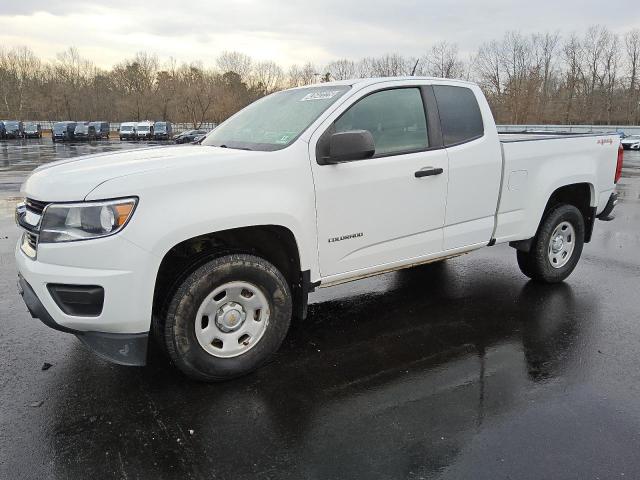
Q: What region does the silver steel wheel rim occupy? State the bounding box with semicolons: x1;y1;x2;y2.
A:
548;221;576;269
194;281;270;358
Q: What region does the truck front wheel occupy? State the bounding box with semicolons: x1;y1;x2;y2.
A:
516;204;585;283
163;254;292;381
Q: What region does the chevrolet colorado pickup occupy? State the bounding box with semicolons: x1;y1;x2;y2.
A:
15;77;623;381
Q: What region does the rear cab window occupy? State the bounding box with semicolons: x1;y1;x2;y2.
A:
433;85;484;146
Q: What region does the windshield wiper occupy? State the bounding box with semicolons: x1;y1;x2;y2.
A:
216;144;252;151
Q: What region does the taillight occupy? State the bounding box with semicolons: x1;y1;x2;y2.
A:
615;145;624;184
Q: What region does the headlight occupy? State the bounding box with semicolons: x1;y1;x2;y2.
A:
39;197;137;243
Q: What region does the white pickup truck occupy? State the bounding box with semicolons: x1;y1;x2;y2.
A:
15;77;623;381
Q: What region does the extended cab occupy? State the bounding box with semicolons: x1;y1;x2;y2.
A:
15;77;623;381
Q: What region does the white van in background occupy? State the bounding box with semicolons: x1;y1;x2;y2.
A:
135;121;154;140
119;122;137;141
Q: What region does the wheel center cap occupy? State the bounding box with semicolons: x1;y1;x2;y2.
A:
216;303;246;332
552;235;564;253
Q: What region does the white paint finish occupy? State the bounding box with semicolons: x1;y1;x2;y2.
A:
494;134;620;243
307;79;449;276
508;170;528;191
15;234;156;333
14;76;620;337
442;85;503;250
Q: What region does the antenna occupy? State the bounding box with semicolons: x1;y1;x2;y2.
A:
411;59;420;76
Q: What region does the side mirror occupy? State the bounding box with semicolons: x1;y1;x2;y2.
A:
325;130;375;164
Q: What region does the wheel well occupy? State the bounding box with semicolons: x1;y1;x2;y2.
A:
153;225;302;320
510;182;595;252
544;183;595;242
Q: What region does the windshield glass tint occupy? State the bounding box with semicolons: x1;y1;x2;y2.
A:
5;122;19;128
121;126;132;131
202;85;350;151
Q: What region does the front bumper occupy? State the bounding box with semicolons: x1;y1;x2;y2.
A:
14;231;157;366
17;274;148;365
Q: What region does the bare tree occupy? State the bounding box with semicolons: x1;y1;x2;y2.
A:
602;33;620;124
625;29;640;123
423;41;464;78
2;25;640;127
288;62;317;87
326;59;357;80
251;61;284;95
216;51;253;80
561;33;583;124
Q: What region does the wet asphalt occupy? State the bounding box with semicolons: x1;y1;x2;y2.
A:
1;139;639;480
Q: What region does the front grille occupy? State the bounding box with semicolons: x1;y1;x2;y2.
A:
26;198;48;215
25;231;38;250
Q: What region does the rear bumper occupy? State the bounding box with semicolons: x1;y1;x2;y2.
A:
597;192;618;221
17;274;148;365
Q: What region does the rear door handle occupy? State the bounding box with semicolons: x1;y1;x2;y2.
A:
415;167;444;178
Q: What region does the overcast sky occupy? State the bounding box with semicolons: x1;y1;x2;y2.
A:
1;1;638;68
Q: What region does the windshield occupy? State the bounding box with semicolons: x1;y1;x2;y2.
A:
5;121;19;129
75;125;88;133
25;123;37;130
121;126;133;132
154;123;167;131
202;85;350;151
53;122;70;132
138;126;150;132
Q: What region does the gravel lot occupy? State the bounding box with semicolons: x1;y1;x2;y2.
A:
1;139;639;479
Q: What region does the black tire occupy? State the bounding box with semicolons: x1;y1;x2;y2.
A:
516;204;585;283
163;253;292;381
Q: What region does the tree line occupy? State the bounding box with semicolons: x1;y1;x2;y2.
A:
1;25;639;127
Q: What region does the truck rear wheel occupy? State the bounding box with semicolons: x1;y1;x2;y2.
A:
516;204;585;283
163;254;292;381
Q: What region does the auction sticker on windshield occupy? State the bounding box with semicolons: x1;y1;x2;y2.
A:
300;90;342;101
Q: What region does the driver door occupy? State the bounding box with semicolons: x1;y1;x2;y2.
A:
310;84;449;278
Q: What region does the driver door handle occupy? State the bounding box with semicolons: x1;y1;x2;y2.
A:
415;167;444;178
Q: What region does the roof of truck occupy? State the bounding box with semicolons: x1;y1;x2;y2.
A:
289;76;478;90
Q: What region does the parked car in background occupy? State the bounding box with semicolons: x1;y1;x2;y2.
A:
621;134;640;150
192;132;209;143
23;122;42;139
153;121;173;140
90;121;110;140
52;121;77;142
4;121;24;139
74;122;97;141
119;122;137;140
174;129;209;144
0;121;5;140
136;121;154;140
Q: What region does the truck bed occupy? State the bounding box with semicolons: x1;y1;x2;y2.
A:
493;131;619;245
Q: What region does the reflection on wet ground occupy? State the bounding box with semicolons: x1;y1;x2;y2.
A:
0;142;639;479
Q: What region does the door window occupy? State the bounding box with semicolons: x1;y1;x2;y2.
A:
334;88;428;156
